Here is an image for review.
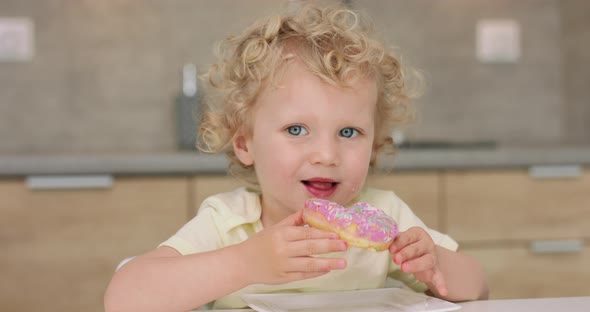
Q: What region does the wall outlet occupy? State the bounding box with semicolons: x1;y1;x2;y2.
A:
476;19;521;63
0;17;34;62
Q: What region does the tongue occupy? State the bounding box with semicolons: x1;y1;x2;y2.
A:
307;181;333;190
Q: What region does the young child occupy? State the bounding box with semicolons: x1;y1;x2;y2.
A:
105;4;488;311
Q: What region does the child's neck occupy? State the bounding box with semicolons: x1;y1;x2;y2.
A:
258;195;291;228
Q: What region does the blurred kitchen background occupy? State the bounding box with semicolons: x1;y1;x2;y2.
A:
0;0;588;154
1;1;590;311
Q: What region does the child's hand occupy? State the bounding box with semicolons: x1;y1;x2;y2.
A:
389;227;448;297
239;209;348;285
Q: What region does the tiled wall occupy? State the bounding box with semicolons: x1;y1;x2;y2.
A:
361;0;566;144
0;0;588;155
562;0;590;144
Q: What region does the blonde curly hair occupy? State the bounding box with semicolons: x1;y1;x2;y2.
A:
198;4;418;186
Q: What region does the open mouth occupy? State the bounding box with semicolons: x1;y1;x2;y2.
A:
302;179;339;198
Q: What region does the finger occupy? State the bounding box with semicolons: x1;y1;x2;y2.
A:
414;269;435;285
431;269;448;297
285;225;339;241
283;271;330;283
393;238;430;264
399;254;436;274
288;256;347;273
390;227;423;253
414;269;447;297
287;238;348;256
277;209;305;227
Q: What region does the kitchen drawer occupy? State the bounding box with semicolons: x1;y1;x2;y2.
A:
462;243;590;299
444;169;590;242
367;172;441;230
0;176;188;312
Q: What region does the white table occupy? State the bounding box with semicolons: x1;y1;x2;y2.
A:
208;296;590;311
459;296;590;312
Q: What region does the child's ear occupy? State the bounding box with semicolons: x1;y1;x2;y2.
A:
233;131;254;166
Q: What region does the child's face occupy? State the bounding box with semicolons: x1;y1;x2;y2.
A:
234;61;377;221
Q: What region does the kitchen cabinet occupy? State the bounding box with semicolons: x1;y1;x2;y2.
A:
0;176;188;312
3;165;588;310
462;244;590;299
366;171;441;231
445;169;590;242
444;168;590;299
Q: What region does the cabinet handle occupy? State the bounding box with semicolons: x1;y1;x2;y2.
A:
528;165;583;179
529;239;584;254
26;175;113;190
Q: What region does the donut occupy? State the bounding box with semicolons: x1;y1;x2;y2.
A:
302;198;398;251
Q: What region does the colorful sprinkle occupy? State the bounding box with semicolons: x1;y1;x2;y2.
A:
303;198;398;244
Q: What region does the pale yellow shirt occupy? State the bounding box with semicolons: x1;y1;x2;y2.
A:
160;187;458;310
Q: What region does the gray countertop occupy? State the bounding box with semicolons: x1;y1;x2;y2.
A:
1;146;590;176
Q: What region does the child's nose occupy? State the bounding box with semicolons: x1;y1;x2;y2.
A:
309;136;340;166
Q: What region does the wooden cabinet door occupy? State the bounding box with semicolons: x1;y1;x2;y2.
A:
0;177;188;312
444;169;590;242
366;172;441;230
463;244;590;299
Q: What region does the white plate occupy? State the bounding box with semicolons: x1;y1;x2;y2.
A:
242;287;461;312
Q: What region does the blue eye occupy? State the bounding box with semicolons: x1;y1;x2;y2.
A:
339;127;359;138
286;125;308;136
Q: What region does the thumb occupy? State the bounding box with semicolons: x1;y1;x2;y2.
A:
432;269;448;297
277;209;305;227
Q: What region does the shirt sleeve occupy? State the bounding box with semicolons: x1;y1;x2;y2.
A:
159;205;225;255
158;188;260;255
427;228;459;252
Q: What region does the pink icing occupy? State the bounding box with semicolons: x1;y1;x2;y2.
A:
304;198;398;243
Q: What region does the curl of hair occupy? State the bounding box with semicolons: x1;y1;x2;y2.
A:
198;4;420;187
